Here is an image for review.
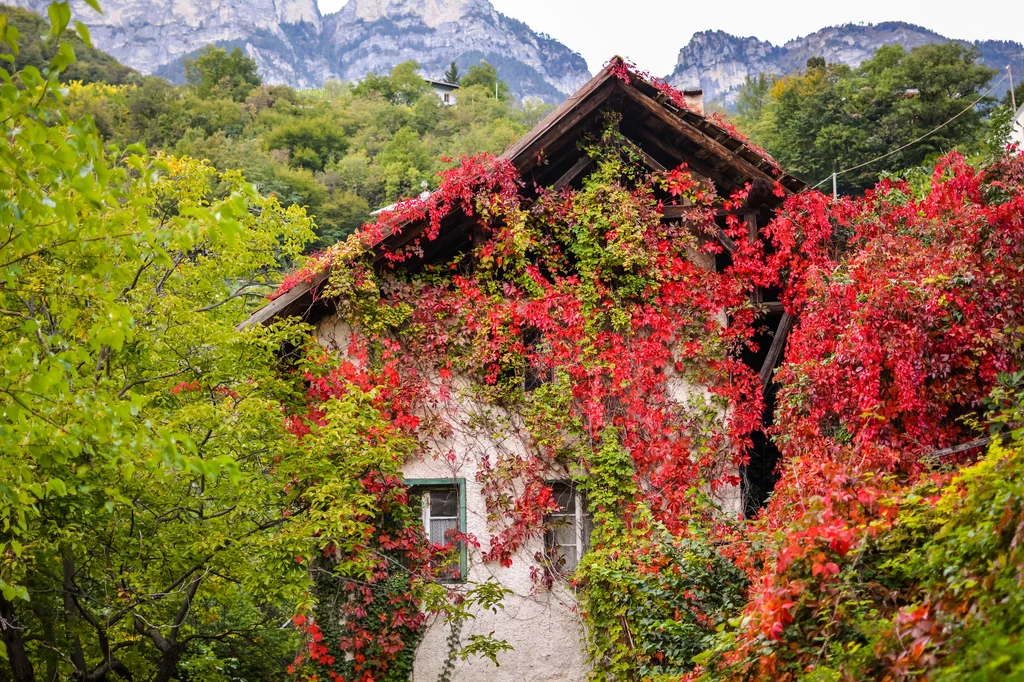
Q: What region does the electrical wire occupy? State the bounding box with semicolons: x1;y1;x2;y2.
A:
807;73;1008;191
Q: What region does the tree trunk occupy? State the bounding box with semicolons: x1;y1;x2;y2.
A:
0;594;36;682
151;646;183;682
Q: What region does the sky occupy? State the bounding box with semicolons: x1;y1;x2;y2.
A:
316;0;1023;76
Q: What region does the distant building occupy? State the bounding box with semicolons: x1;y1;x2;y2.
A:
426;79;459;105
1011;103;1024;148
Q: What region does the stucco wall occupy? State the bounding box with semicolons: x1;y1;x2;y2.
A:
1012;106;1024;148
313;284;739;679
316;315;591;681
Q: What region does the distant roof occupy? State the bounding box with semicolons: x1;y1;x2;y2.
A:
242;57;805;329
425;79;459;90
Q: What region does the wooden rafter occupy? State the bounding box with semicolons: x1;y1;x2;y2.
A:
621;85;785;191
759;312;795;393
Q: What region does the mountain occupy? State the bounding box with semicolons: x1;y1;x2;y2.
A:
7;0;591;102
667;22;1024;107
320;0;590;102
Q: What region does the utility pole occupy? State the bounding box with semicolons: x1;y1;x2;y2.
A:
1010;64;1017;112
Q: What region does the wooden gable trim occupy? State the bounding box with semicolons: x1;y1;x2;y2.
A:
501;68;615;168
241;62;807;330
620;84;787;192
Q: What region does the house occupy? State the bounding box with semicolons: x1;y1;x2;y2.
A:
426;78;459;105
244;58;804;681
1012;102;1024;148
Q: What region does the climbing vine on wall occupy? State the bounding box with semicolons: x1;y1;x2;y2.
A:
277;65;1024;680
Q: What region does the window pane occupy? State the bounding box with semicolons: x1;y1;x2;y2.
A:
555;544;578;572
430;489;458;518
552;484;575;513
552;522;576;547
429;517;458;545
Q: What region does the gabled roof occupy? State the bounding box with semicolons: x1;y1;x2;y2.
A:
241;58;806;329
425;79;460;91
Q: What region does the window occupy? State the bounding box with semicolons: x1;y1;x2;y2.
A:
443;92;451;104
545;481;592;575
406;479;467;581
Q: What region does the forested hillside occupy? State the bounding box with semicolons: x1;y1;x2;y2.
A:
733;42;1020;192
0;6;548;251
64;50;547;250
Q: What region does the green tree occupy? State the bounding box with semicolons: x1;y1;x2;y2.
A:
377;125;432;200
265;117;348;171
444;60;460;85
736;43;997;192
388;59;430;105
735;72;773;122
183;45;262;101
0;9;435;681
353;60;430;106
460;61;511;101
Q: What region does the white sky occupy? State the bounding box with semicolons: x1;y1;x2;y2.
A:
316;0;1023;76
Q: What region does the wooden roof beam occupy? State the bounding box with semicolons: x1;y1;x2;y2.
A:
621;85;786;192
760;312;795;393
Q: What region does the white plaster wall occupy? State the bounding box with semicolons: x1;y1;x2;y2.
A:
315;314;590;682
403;452;589;682
312;264;743;678
1011;106;1024;148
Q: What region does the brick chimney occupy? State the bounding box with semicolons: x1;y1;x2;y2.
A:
683;88;705;115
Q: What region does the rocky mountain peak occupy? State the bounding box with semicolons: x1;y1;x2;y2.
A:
668;22;1023;107
342;0;484;28
7;0;589;102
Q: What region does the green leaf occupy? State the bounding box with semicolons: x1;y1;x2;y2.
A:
47;2;72;39
74;21;91;47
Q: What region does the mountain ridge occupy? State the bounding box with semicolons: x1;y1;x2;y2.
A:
7;0;592;102
667;21;1024;106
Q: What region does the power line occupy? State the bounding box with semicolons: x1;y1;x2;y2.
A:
808;73;1008;192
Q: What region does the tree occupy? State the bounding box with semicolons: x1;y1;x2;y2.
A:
735;72;773;122
444;60;461;85
265;118;348;171
460;61;511;101
183;45;262;101
0;10;432;681
389;59;430;105
735;43;997;192
351;60;430;106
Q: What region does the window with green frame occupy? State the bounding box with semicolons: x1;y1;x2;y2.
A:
545;480;592;576
406;478;467;581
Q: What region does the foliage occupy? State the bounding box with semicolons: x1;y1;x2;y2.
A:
351;60;431;106
736;43;998;192
184;45;262;102
460;61;511;101
443;60;460;85
0;7;471;681
271;114;790;675
265;117;349;171
43;28;540;250
697;412;1024;682
577;435;748;681
693;151;1024;681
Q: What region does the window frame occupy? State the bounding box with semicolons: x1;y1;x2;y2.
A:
405;478;467;582
544;480;590;576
